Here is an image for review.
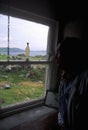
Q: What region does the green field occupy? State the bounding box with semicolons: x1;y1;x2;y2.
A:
0;53;46;61
0;81;44;107
0;54;46;107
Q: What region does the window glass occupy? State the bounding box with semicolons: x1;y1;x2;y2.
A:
0;14;8;60
0;14;49;108
0;14;49;61
0;64;46;108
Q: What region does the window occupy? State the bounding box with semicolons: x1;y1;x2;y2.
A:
0;14;48;61
0;6;58;117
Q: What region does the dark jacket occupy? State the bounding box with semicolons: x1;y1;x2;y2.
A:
58;70;88;130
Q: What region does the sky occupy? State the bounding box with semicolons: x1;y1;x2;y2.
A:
0;14;49;51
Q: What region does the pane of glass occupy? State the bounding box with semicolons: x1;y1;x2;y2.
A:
0;64;46;108
0;14;49;61
0;14;8;60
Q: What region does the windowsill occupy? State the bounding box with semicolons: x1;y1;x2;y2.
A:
0;105;58;130
0;97;45;119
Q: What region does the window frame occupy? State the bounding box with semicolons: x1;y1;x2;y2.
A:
0;4;59;118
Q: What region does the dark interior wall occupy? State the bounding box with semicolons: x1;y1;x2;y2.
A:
62;20;83;40
60;19;88;43
1;0;86;21
0;0;58;20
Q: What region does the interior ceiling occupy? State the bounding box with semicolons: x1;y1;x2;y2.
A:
0;0;88;21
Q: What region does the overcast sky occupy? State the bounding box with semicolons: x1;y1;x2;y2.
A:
0;14;49;51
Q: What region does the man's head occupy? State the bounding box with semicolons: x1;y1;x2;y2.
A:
59;37;86;73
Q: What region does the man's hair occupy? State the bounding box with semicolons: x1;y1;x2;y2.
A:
59;37;87;73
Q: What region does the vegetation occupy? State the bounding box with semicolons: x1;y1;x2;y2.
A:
0;54;7;60
0;54;46;107
1;81;44;107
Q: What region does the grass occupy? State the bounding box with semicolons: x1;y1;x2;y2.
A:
0;54;46;61
0;54;46;107
1;81;44;107
0;54;8;60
